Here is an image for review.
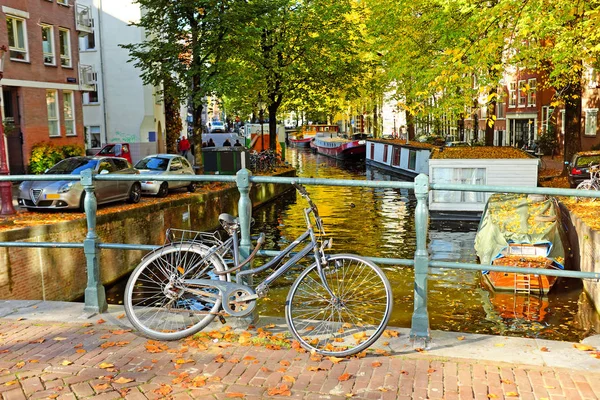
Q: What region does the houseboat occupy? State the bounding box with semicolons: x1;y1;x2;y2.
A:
428;146;539;220
475;193;566;295
310;131;367;160
289;125;339;148
365;139;435;178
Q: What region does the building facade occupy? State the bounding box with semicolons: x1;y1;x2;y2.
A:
75;0;168;159
1;0;87;174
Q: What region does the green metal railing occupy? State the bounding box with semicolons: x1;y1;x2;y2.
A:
1;170;600;343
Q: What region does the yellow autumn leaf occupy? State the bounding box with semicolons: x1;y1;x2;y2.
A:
99;362;114;369
574;343;595;351
61;360;73;366
114;377;135;384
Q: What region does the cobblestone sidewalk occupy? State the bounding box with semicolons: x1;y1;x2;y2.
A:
0;318;598;400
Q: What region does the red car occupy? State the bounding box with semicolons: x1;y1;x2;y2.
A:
96;143;132;163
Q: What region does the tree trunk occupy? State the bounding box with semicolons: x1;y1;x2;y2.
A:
562;78;583;170
485;91;496;146
407;113;415;141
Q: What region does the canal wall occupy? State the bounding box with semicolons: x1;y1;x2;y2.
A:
0;170;295;302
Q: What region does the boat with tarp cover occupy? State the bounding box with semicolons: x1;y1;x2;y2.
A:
475;193;567;295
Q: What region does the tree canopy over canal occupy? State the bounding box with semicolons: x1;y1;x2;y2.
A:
125;0;600;160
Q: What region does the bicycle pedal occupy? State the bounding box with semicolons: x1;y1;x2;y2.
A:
218;315;227;324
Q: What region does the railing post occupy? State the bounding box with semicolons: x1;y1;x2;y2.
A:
236;169;252;259
410;173;431;344
81;169;107;314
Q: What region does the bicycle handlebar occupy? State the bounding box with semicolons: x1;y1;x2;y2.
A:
292;183;325;234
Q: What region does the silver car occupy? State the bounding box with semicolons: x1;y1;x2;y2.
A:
18;156;141;212
134;154;196;197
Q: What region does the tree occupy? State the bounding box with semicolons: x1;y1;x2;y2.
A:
122;0;240;165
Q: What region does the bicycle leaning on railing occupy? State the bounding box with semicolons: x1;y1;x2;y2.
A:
124;183;393;357
576;163;600;201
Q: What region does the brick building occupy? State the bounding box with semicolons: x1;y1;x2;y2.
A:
0;0;87;174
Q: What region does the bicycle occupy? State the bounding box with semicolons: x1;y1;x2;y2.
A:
576;163;600;201
124;184;393;357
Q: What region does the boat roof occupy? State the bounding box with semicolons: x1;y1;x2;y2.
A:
367;139;439;150
432;146;533;159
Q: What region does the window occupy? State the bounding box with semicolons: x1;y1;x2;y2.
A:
85;126;101;148
528;78;537;107
587;68;599;88
391;148;400;166
41;25;55;65
585;109;598;137
370;143;375;159
79;32;95;51
46;90;60;137
508;82;516;107
6;16;28;61
57;0;69;5
432;168;486;204
542;106;554;133
83;90;99;104
496;98;505;118
518;80;526;107
408;150;417;170
63;91;75;136
383;145;388;163
58;28;71;67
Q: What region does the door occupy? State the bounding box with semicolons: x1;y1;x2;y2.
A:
96;159;118;201
169;158;184;188
3;88;25;174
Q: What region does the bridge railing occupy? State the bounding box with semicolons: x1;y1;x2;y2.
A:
1;169;599;343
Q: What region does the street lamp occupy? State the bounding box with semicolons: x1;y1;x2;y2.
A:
392;108;397;139
257;100;266;151
0;45;15;216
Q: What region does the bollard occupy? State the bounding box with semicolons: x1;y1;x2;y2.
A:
410;173;431;344
81;169;107;314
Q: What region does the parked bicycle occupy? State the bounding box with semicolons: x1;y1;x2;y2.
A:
249;149;282;173
124;184;393;356
576;163;600;201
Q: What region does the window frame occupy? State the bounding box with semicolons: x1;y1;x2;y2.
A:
83;90;99;105
527;78;537;107
41;24;55;66
517;80;527;107
508;82;517;107
58;28;72;68
6;16;29;62
46;90;61;137
585;109;598;137
408;150;417;170
57;0;69;5
63;91;76;136
85;125;102;148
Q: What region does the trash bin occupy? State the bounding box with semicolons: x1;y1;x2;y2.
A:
202;147;250;174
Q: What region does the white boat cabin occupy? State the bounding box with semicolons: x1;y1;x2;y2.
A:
428;147;539;214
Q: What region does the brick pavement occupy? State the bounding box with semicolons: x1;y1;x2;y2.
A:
0;318;598;400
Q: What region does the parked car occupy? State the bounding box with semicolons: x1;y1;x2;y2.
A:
95;143;132;163
134;154;196;197
210;121;226;133
567;150;600;188
18;156;141;212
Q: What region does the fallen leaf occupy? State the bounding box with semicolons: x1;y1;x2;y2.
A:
338;373;352;382
96;319;106;324
540;347;550;352
76;349;86;354
98;362;114;369
93;383;110;391
382;330;399;338
29;338;45;344
487;395;498;399
28;359;39;363
114;377;134;384
111;329;131;335
119;388;131;397
574;343;595;351
4;380;18;386
154;384;173;396
457;336;465;341
494;343;505;347
61;360;73;366
505;392;519;397
327;356;345;364
53;337;68;341
372;362;382;368
427;368;436;373
283;375;296;383
116;313;125;319
267;384;291;396
280;360;291;366
14;362;25;369
227;393;245;399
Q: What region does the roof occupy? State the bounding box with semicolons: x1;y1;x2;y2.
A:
431;146;534;159
142;154;180;159
367;139;439;150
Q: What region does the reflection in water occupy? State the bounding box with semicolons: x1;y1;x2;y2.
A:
104;147;599;341
250;147;599;341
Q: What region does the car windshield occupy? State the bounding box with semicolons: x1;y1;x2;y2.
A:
97;145;115;155
575;155;600;167
135;157;170;171
46;158;98;174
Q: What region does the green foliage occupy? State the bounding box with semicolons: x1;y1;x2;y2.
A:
29;143;84;174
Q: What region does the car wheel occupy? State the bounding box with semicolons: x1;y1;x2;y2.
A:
127;183;142;204
79;193;86;212
157;182;169;198
187;182;196;193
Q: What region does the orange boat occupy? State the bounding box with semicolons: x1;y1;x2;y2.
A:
475;193;566;295
484;289;549;321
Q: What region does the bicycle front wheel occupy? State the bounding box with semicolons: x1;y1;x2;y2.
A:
124;242;227;341
285;254;393;357
576;180;599;202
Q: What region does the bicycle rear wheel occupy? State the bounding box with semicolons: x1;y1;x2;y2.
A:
285;254;393;357
576;180;599;202
124;242;227;341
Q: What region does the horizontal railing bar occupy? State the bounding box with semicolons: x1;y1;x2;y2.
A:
98;243;160;251
0;175;80;181
249;176;415;190
0;242;84;249
430;260;600;279
431;182;600;197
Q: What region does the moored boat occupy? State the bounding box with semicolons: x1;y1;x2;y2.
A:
475;193;566;295
310;132;367;160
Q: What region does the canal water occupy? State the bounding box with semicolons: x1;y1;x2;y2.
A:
106;147;600;341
